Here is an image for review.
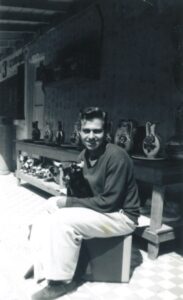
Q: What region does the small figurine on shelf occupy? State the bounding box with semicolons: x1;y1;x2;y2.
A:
44;122;53;144
142;122;161;158
32;121;41;141
55;121;65;146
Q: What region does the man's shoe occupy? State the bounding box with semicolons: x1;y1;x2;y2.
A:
31;281;77;300
24;265;34;279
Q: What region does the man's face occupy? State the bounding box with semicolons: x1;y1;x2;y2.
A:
80;118;105;152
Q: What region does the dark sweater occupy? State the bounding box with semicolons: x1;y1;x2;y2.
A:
66;143;140;224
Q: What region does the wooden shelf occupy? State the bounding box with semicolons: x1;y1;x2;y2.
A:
15;140;80;196
16;140;79;161
16;171;62;196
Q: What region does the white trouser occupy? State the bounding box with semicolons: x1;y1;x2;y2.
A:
30;204;136;282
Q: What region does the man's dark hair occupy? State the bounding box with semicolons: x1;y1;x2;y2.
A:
70;107;112;146
78;107;108;131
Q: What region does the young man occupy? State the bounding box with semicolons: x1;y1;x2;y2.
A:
31;107;140;300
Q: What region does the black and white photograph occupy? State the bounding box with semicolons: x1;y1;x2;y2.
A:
0;1;183;299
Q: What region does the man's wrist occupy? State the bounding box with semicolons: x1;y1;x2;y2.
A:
65;196;74;207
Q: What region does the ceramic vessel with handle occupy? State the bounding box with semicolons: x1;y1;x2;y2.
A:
44;122;53;144
114;119;137;153
32;121;40;141
55;121;65;146
142;122;161;158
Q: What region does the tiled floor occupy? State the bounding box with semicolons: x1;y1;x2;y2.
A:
0;173;183;300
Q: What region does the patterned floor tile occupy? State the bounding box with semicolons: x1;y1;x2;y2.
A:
157;280;176;289
157;290;180;300
0;173;183;300
157;271;176;280
170;287;183;298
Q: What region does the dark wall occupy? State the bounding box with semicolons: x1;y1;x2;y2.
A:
26;0;183;145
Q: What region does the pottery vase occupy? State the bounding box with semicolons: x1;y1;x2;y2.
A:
70;121;83;149
55;121;65;146
32;121;40;141
44;122;53;144
142;122;161;158
114;119;137;153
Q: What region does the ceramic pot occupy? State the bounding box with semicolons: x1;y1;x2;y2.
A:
32;121;40;141
142;122;161;158
114;119;137;153
44;122;53;144
55;121;65;146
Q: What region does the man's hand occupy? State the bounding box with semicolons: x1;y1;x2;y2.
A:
56;195;67;208
45;195;67;214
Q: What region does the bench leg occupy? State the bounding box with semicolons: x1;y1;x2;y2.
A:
121;234;132;282
84;234;132;283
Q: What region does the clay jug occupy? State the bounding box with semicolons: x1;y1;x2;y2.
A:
55;121;65;146
32;121;40;141
70;120;83;149
44;122;53;144
142;122;161;158
114;119;137;153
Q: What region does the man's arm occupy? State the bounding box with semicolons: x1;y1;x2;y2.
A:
65;155;135;213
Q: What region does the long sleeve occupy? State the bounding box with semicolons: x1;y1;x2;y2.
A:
66;144;139;223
